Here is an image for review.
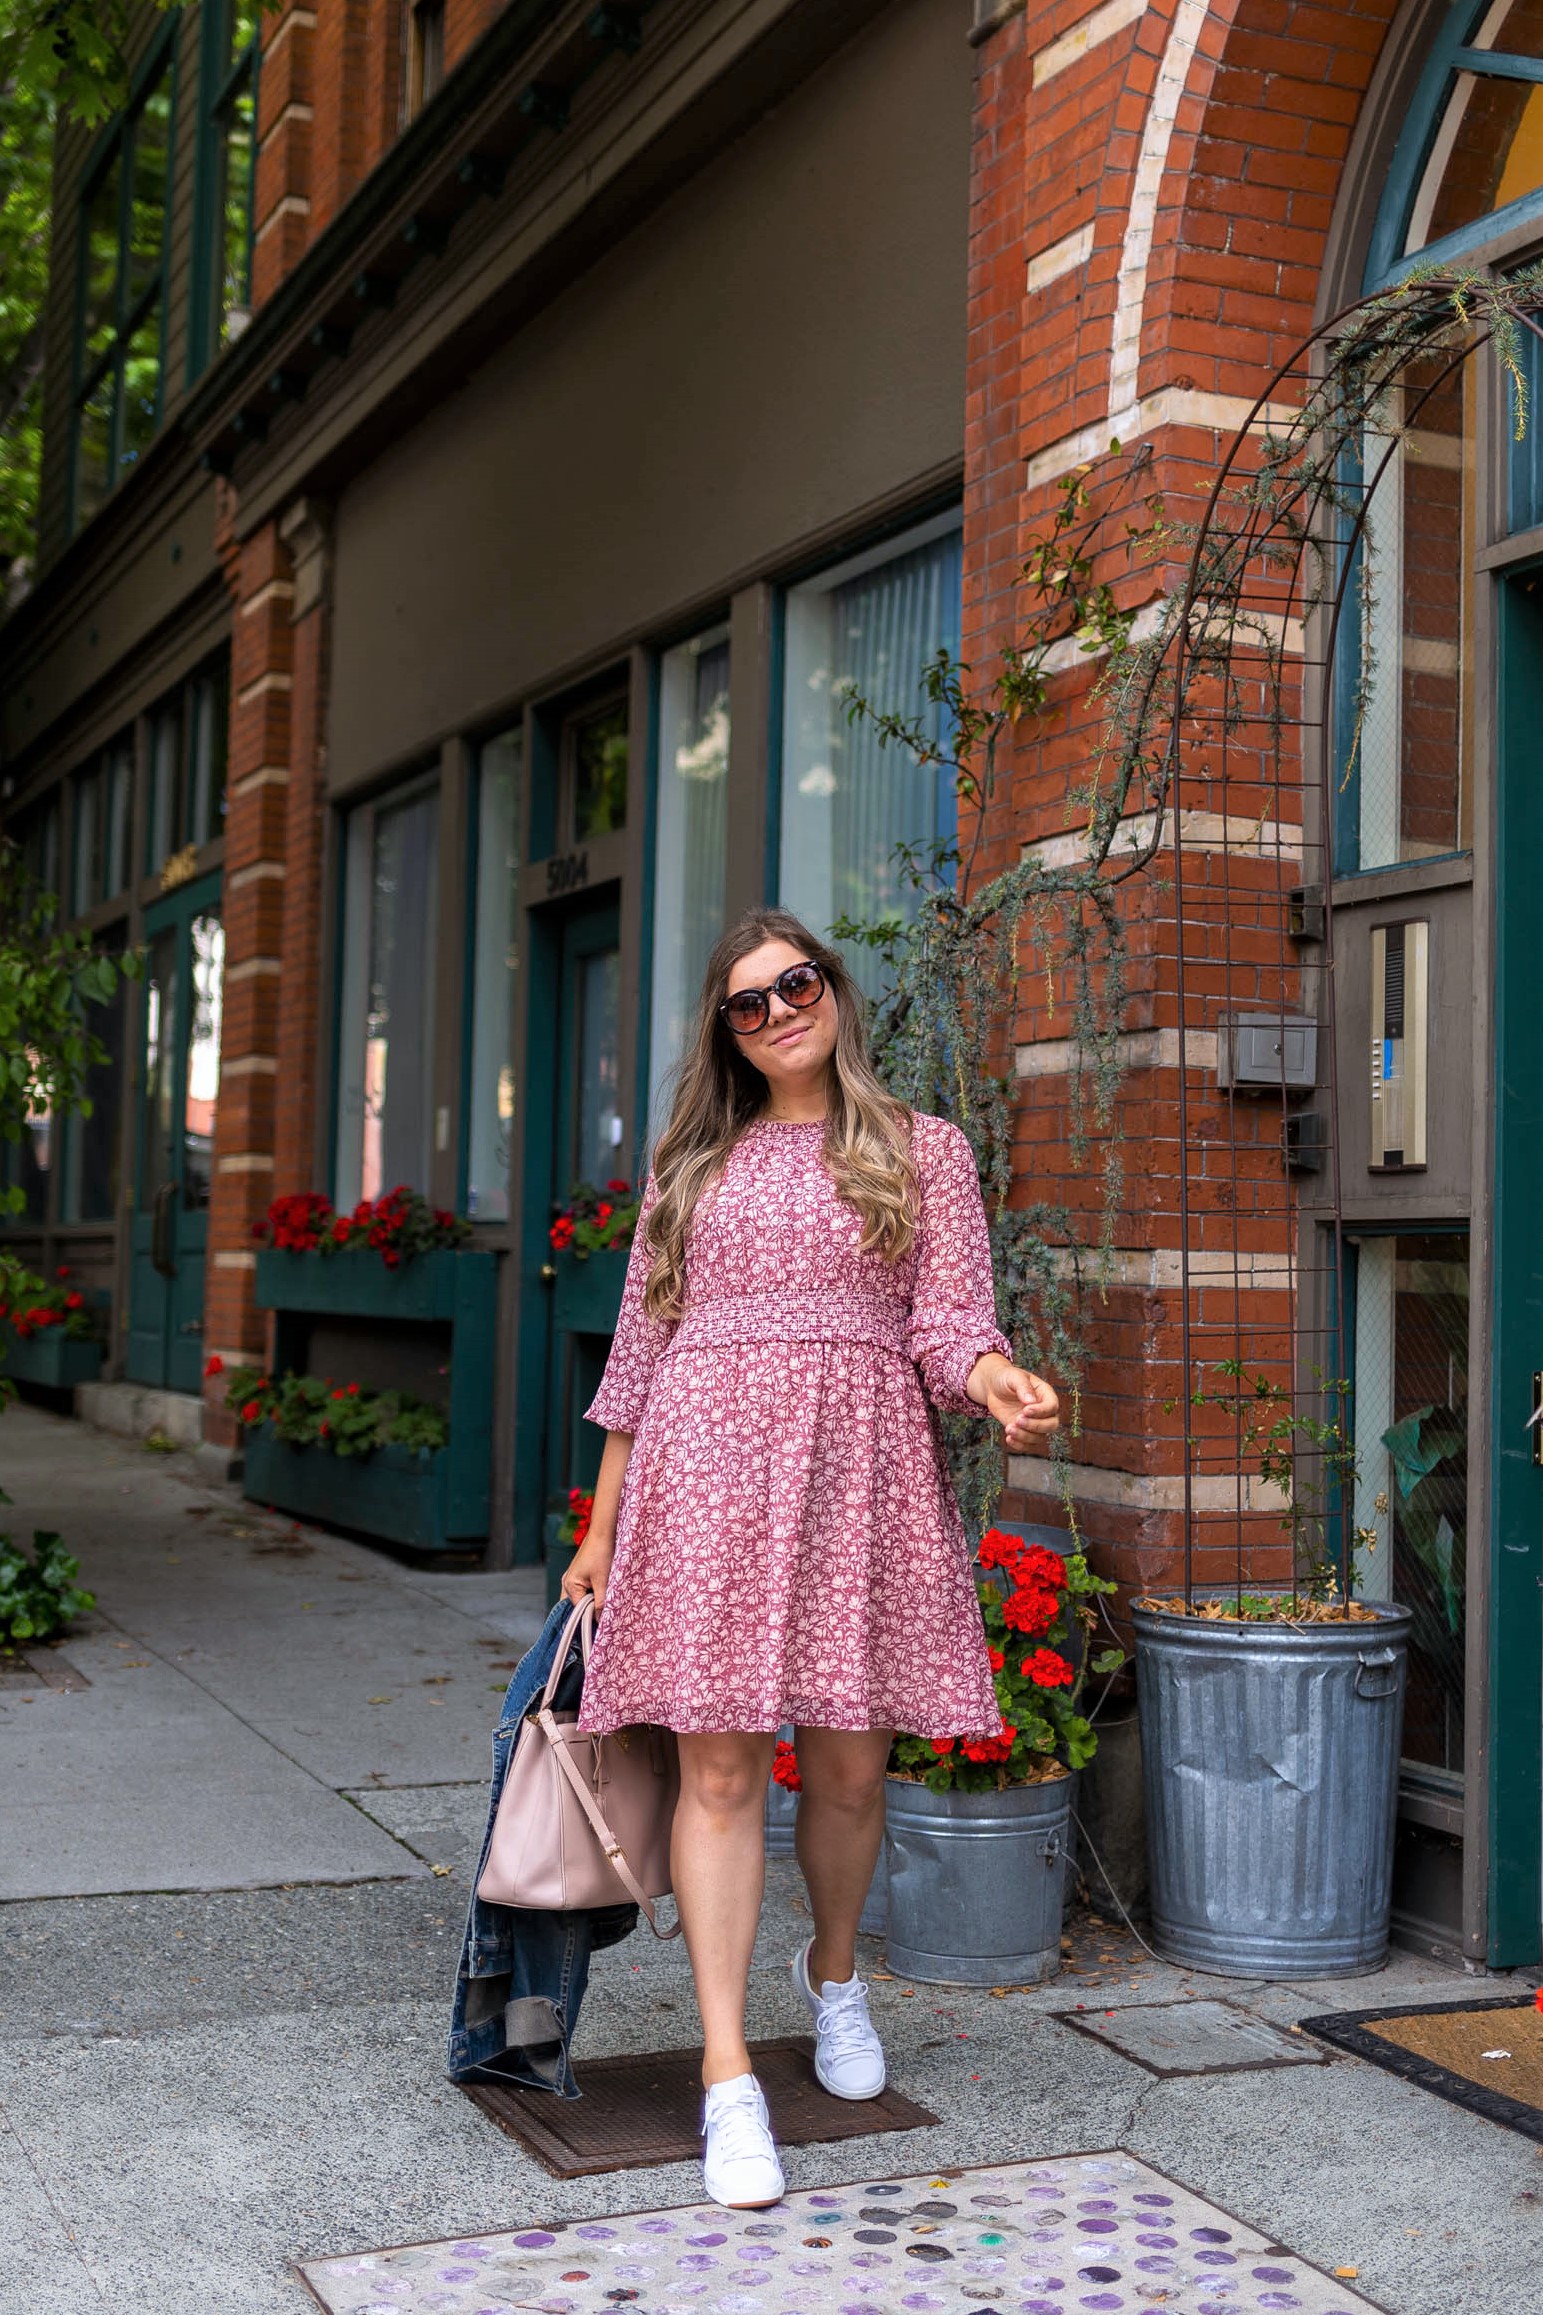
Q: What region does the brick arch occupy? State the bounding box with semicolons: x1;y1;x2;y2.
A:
1139;0;1404;410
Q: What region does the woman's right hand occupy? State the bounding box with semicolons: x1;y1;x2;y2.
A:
562;1531;616;1615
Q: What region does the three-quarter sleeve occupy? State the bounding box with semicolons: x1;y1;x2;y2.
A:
584;1175;675;1434
905;1116;1012;1416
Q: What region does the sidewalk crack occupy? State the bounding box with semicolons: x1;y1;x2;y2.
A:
0;2094;107;2302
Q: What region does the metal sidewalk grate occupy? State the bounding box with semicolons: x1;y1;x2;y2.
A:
461;2034;938;2177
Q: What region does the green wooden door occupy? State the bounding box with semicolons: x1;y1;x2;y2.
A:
513;890;623;1562
126;876;224;1392
1490;572;1543;1967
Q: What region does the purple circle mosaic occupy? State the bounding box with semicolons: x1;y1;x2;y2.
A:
303;2154;1367;2315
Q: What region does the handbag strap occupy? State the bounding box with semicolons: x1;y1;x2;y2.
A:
537;1706;682;1940
537;1598;594;1714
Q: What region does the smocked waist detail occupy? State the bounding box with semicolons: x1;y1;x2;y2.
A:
666;1288;910;1359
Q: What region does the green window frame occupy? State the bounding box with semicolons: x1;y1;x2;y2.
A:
71;34;177;533
191;0;262;372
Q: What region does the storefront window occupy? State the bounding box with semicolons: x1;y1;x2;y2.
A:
571;699;628;839
5;1086;52;1222
70;738;133;916
649;624;729;1130
61;976;128;1223
779;513;961;998
466;728;521;1221
1351;1231;1470;1778
72;44;173;529
147;659;228;874
335;781;439;1206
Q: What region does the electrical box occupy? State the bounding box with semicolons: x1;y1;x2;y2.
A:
1216;1012;1318;1092
1369;919;1429;1170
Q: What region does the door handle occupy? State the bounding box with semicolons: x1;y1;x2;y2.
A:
151;1180;180;1278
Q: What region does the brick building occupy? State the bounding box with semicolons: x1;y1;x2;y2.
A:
1;0;1539;1966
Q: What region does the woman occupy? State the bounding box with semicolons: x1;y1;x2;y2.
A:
564;907;1059;2208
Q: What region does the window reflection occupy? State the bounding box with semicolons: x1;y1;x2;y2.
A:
183;914;223;1210
571;702;628;839
336;784;439;1206
780;515;962;1000
1351;359;1474;869
141;926;176;1207
649;625;729;1132
576;948;622;1187
1353;1232;1470;1777
467;729;521;1220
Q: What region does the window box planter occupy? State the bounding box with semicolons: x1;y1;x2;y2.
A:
250;1245;497;1549
244;1429;455;1552
1134;1595;1411;1976
550;1246;628;1336
0;1333;104;1392
255;1246;488;1325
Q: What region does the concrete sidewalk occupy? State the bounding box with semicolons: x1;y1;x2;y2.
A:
0;1403;1539;2315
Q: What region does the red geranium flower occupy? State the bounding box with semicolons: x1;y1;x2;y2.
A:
383;1250;400;1269
241;1400;262;1423
56;1265;70;1280
346;1382;359;1396
771;1739;802;1793
549;1217;575;1250
1000;1585;1059;1638
1016;1541;1070;1592
976;1528;1023;1575
962;1729;1017;1763
930;1737;956;1756
606;1178;631;1194
204;1354;224;1378
64;1290;83;1310
1021;1648;1074;1689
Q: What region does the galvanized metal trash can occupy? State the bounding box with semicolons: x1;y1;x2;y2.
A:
883;1771;1073;1985
1133;1598;1411;1977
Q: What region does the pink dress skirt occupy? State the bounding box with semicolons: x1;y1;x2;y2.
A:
576;1111;1007;1739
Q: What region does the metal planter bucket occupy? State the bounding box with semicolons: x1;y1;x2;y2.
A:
883;1771;1073;1986
1134;1597;1411;1977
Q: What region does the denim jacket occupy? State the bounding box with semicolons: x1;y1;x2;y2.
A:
445;1598;637;2096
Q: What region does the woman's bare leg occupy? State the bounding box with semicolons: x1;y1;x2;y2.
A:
673;1730;779;2087
792;1727;892;1985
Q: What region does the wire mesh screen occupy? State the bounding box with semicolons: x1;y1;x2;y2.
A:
1150;278;1530;1614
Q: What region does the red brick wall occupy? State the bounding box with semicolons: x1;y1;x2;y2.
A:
967;0;1401;1600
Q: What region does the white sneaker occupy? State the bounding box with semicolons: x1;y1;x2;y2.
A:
793;1939;887;2100
701;2073;784;2209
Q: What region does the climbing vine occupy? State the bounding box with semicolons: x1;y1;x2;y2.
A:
843;264;1543;1548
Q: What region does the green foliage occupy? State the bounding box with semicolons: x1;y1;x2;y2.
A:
0;1526;95;1645
1184;1360;1367;1603
0;44;51;594
0;0;192;126
0;840;140;1394
837;452;1170;1540
890;1527;1121;1788
222;1366;450;1459
548;1178;640;1257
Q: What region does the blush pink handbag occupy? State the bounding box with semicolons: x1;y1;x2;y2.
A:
476;1599;681;1937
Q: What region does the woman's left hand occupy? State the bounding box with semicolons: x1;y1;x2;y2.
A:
967;1355;1060;1450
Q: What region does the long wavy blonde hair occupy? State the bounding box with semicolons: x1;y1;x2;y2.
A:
643;908;918;1321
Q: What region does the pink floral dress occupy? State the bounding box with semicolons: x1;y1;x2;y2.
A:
576;1112;1008;1739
